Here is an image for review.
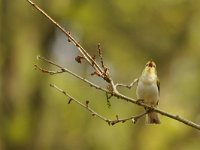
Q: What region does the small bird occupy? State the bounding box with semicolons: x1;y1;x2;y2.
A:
136;60;160;124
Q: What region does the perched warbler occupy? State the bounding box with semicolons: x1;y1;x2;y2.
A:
136;60;160;124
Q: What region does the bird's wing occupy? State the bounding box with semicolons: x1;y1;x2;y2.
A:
157;78;160;95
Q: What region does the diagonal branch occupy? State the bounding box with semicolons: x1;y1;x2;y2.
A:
50;84;147;125
28;0;200;131
27;0;105;81
34;56;108;92
35;56;200;130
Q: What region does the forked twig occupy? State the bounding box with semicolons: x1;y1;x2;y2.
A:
26;0;111;84
34;56;108;92
116;78;139;89
50;84;146;125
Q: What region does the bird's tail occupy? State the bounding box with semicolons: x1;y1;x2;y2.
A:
146;112;160;124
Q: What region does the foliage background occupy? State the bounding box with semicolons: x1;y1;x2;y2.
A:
1;0;200;150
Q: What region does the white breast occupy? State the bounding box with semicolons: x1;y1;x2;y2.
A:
136;76;159;106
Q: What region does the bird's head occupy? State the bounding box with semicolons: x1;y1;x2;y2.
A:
143;60;157;75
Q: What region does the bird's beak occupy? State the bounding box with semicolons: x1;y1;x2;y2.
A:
148;61;153;67
146;60;156;68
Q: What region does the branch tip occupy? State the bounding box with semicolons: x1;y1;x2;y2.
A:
68;38;71;42
76;42;80;47
36;55;40;60
92;55;96;61
86;100;89;107
68;98;72;104
75;55;84;63
131;118;136;124
63;91;66;95
34;64;38;70
116;115;119;120
91;113;96;116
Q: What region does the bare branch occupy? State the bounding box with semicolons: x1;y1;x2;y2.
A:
27;0;108;83
36;56;108;92
36;56;200;130
50;84;147;125
97;43;105;69
34;64;63;75
28;0;200;131
116;78;139;89
110;111;148;125
49;84;109;122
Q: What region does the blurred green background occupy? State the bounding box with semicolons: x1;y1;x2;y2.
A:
1;0;200;150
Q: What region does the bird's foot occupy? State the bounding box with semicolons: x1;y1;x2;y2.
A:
136;99;144;104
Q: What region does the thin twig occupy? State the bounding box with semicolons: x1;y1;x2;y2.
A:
116;78;139;89
50;84;109;122
98;43;105;69
27;0;105;80
50;84;147;125
34;64;63;75
35;56;108;92
110;111;148;125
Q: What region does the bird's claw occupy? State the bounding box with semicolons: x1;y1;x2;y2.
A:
136;99;144;104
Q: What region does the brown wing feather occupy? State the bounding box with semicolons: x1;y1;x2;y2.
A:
157;78;160;95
